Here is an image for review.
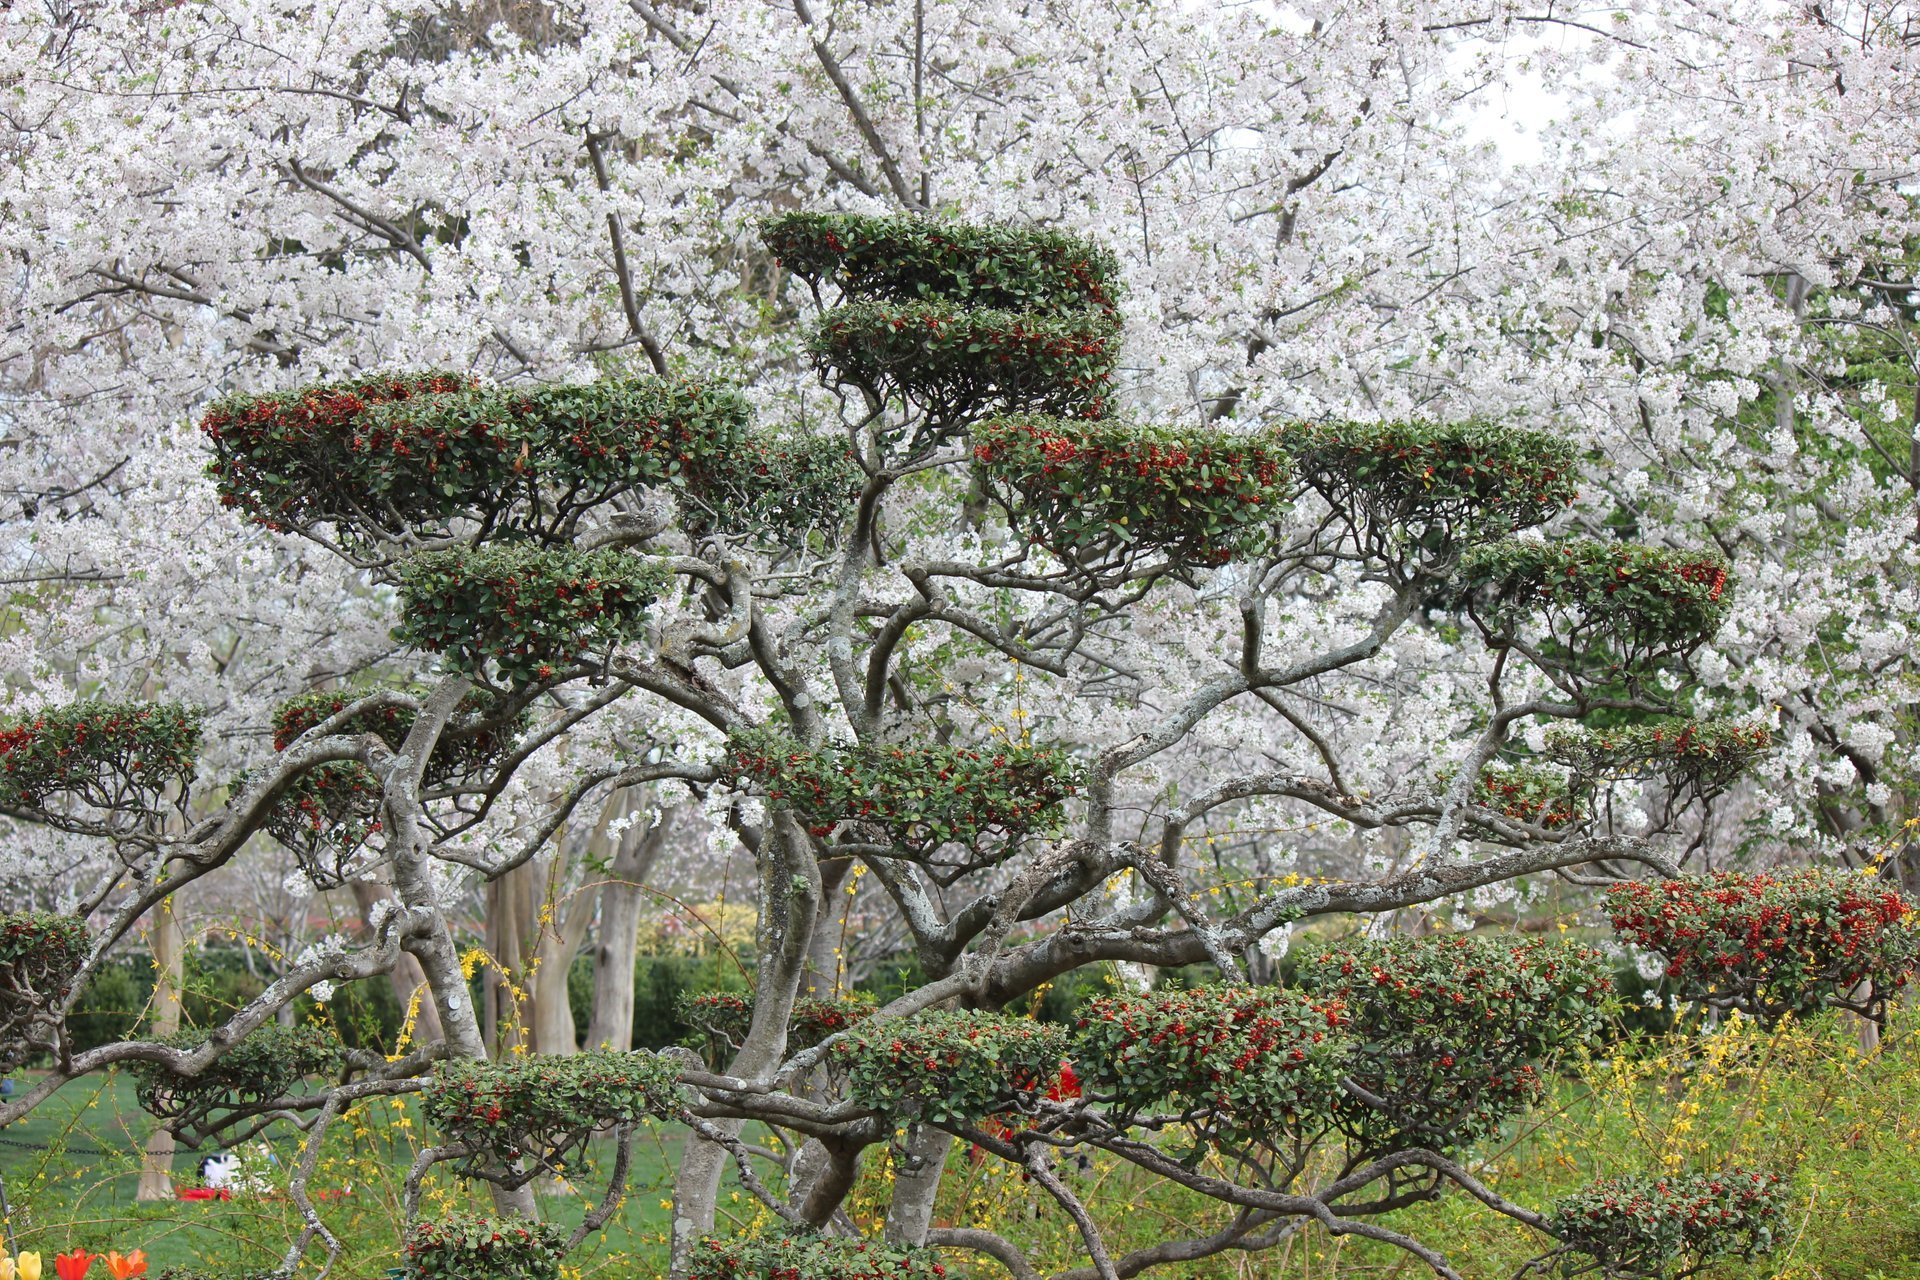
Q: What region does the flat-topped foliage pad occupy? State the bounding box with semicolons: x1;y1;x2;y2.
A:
1606;868;1920;1024
404;1213;568;1280
1075;985;1347;1146
690;1229;948;1280
1543;717;1772;796
202;371;476;531
1297;935;1612;1153
810;300;1118;422
1458;539;1734;664
1472;762;1581;829
204;373;851;545
833;1009;1068;1124
725;730;1079;855
0;699;202;813
1282;420;1578;541
764;212;1121;313
131;1022;342;1124
393;543;670;687
974;415;1291;566
1549;1170;1787;1280
422;1049;681;1171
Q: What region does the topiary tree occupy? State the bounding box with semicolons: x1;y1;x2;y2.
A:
5;211;1903;1280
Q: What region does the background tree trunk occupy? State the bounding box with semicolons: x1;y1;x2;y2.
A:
134;896;183;1202
585;792;676;1052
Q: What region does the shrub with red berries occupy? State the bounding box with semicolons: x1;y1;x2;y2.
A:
1545;1169;1788;1279
0;699;202;822
393;543;670;688
1458;539;1734;671
833;1010;1069;1125
1281;419;1578;546
1075;985;1349;1149
201;370;477;535
763;212;1122;315
1605;867;1920;1024
0;911;88;1064
420;1050;682;1178
130;1022;342;1130
1472;762;1583;829
688;1228;949;1280
810;299;1118;425
204;372;857;547
1542;717;1771;800
725;730;1080;858
403;1212;569;1280
1296;935;1614;1155
972;415;1291;569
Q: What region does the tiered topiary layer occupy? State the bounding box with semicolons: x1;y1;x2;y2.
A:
1606;867;1920;1024
973;415;1291;568
0;700;201;818
725;730;1080;856
1458;539;1734;670
393;544;670;688
203;373;859;547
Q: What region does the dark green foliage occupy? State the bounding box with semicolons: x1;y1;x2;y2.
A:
65;952;153;1053
1607;868;1920;1025
973;415;1291;569
1075;985;1348;1149
1542;717;1772;799
810;300;1119;424
833;1009;1068;1124
403;1212;569;1280
0;699;201;815
1457;539;1734;668
763;212;1122;313
689;1228;949;1280
1546;1169;1788;1278
204;372;856;547
130;1022;342;1128
1281;420;1578;545
0;912;89;1064
1295;935;1613;1155
678;990;873;1067
420;1050;682;1173
201;370;476;533
157;1270;279;1280
1473;762;1582;829
725;729;1080;857
393;543;670;687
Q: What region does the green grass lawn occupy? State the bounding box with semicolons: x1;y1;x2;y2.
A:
0;1069;697;1275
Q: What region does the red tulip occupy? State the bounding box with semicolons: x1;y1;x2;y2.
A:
54;1252;96;1280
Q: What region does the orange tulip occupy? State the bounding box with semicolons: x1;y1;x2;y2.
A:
53;1252;94;1280
104;1255;145;1280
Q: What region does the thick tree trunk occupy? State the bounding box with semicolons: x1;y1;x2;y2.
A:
585;795;676;1052
349;877;444;1048
387;679;538;1219
884;1124;955;1246
670;817;822;1278
134;896;183;1202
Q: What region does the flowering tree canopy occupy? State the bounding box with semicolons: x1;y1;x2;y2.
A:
5;1;1920;1277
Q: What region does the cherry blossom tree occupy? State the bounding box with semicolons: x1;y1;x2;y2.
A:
3;1;1920;1278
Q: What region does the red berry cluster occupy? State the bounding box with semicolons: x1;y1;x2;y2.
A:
1606;868;1920;1024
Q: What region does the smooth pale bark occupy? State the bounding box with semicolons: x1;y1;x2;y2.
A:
584;794;676;1052
386;678;538;1218
349;876;445;1047
669;817;822;1278
885;1123;956;1246
134;895;183;1201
